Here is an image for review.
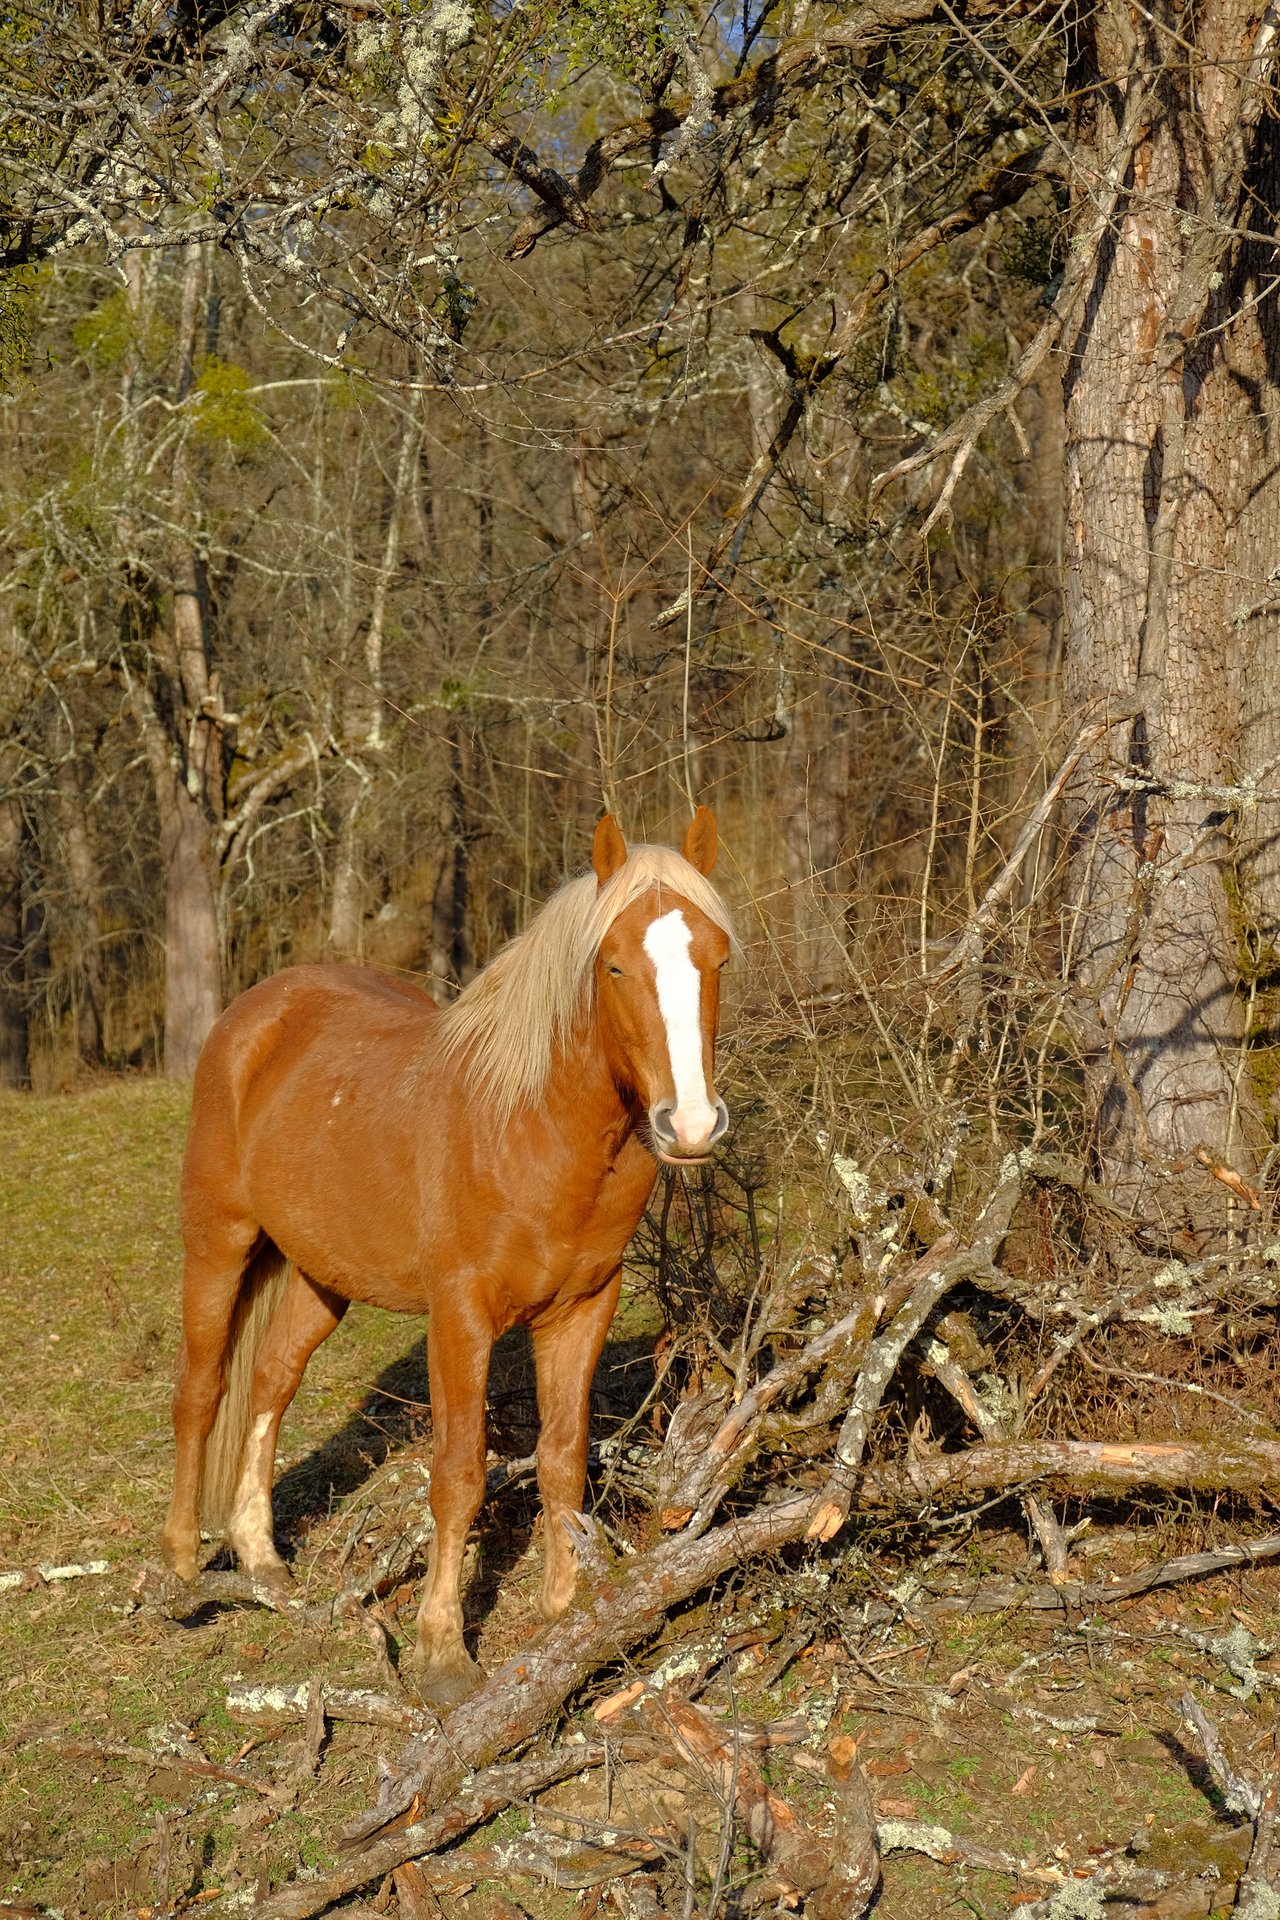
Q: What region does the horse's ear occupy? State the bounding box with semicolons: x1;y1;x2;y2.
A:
681;805;718;876
593;814;628;886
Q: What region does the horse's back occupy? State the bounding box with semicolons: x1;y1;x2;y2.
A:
184;965;437;1209
201;963;433;1080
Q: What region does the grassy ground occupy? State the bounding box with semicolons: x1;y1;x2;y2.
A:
1;1084;1278;1919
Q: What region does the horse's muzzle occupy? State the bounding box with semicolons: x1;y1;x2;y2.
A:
650;1097;730;1165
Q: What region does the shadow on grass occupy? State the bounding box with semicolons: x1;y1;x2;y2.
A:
257;1320;659;1646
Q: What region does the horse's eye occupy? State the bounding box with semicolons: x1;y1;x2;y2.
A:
608;964;624;978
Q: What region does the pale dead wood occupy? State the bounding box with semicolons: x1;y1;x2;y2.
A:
227;1681;439;1734
0;1558;111;1594
857;1438;1280;1508
921;1333;1070;1578
811;1151;1034;1539
876;1819;1061;1882
922;1530;1280;1614
1238;1777;1280;1915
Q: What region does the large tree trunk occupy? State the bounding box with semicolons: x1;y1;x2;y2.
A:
53;733;105;1064
152;751;221;1078
126;242;225;1074
1063;0;1280;1197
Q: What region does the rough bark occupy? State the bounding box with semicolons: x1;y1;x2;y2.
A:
120;241;224;1074
1063;0;1280;1193
53;734;105;1063
429;718;473;1001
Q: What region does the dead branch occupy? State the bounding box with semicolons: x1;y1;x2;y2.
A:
922;1529;1280;1613
252;1743;633;1918
0;1557;110;1594
921;1336;1071;1577
639;1697;877;1917
53;1737;278;1797
876;1819;1058;1882
1239;1778;1280;1914
328;1490;823;1859
857;1437;1280;1509
656;1232;961;1528
810;1150;1032;1539
1180;1693;1262;1821
227;1681;439;1734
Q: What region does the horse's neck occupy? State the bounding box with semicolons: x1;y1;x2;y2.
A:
540;1009;636;1152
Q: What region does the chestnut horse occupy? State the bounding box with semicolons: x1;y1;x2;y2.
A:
162;809;732;1704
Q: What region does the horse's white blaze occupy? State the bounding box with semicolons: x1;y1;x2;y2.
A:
643;909;715;1146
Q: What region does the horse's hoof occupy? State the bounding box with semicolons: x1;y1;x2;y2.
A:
160;1536;199;1583
408;1647;484;1709
245;1560;294;1599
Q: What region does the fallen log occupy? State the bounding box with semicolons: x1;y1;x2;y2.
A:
857;1437;1280;1507
333;1489;822;1855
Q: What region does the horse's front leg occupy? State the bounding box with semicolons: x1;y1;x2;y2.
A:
410;1302;493;1707
531;1270;623;1620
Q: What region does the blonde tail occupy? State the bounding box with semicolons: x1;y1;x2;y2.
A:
199;1244;290;1531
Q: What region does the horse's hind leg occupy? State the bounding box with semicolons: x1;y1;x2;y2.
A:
163;1218;261;1581
224;1269;348;1588
531;1270;623;1621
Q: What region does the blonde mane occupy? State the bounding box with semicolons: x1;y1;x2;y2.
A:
436;844;734;1123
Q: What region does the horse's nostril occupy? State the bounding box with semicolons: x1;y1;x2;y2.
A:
651;1101;679;1144
709;1099;730;1145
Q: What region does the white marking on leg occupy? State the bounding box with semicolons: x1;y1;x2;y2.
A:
228;1413;280;1570
643;909;716;1148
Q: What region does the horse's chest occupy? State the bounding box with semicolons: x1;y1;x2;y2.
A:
509;1161;654;1306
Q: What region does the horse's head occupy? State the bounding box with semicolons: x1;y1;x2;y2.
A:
592;809;731;1166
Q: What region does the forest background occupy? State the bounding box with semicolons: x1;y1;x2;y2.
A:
5;0;1280;1230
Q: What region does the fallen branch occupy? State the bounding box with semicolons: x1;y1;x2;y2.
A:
0;1558;110;1593
252;1742;637;1919
640;1700;878;1918
922;1530;1280;1614
877;1818;1058;1882
811;1151;1034;1539
54;1737;277;1798
332;1489;823;1859
857;1438;1280;1508
227;1681;439;1735
1180;1693;1261;1821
